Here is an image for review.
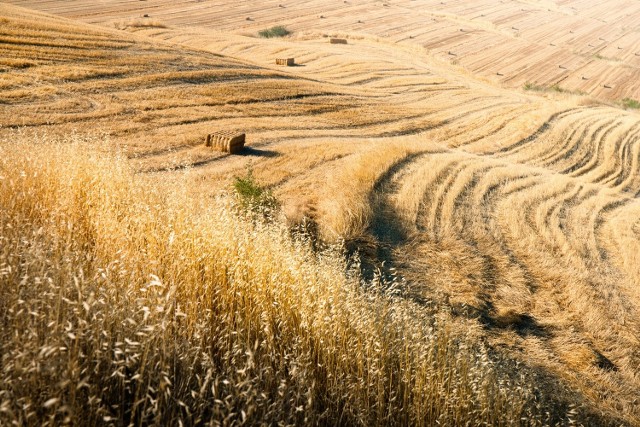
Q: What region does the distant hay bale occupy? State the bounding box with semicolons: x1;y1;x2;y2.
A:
330;38;348;44
205;131;246;154
275;58;295;66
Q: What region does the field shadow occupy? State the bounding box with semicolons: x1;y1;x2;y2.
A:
242;147;280;158
451;301;551;338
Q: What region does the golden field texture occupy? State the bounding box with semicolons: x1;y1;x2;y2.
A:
1;136;613;426
2;1;640;425
8;0;640;102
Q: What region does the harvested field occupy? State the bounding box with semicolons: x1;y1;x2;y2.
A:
2;1;640;425
8;0;640;101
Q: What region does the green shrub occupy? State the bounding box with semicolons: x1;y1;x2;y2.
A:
621;98;640;109
258;25;290;38
523;82;536;91
233;166;278;213
524;82;585;96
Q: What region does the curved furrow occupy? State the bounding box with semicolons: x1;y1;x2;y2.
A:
440;101;526;130
445;162;501;236
337;74;390;86
601;202;640;290
422;158;478;240
592;198;634;263
453;165;540;294
601;123;640;191
561;119;625;176
400;152;640;368
417;94;506;124
554;115;640;193
623;138;640;194
270;152;355;190
514;110;604;167
482;164;640;353
590;120;640;187
368;151;434;244
410;159;542;312
498;181;640;354
409;157;464;233
518;179;578;257
542;183;586;258
398;149;640;321
489;108;582;156
443;103;538;147
492;107;640;199
137;109;435;147
422;100;528;144
347;73;436;88
454;103;539;147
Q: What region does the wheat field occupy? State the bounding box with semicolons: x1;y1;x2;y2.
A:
10;0;640;101
2;1;640;425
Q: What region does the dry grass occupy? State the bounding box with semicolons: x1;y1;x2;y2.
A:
0;134;601;426
317;142;421;240
10;0;640;101
2;2;640;425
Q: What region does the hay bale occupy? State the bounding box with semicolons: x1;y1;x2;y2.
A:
275;58;295;66
205;131;246;154
330;38;348;44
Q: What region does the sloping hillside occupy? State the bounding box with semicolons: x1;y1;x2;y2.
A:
2;1;640;425
9;0;640;102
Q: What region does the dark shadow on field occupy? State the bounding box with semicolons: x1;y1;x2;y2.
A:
242;147;280;158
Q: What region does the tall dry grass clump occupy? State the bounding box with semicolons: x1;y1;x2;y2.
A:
0;134;595;425
318;143;420;241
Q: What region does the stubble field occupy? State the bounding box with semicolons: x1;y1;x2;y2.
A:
2;1;640;425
